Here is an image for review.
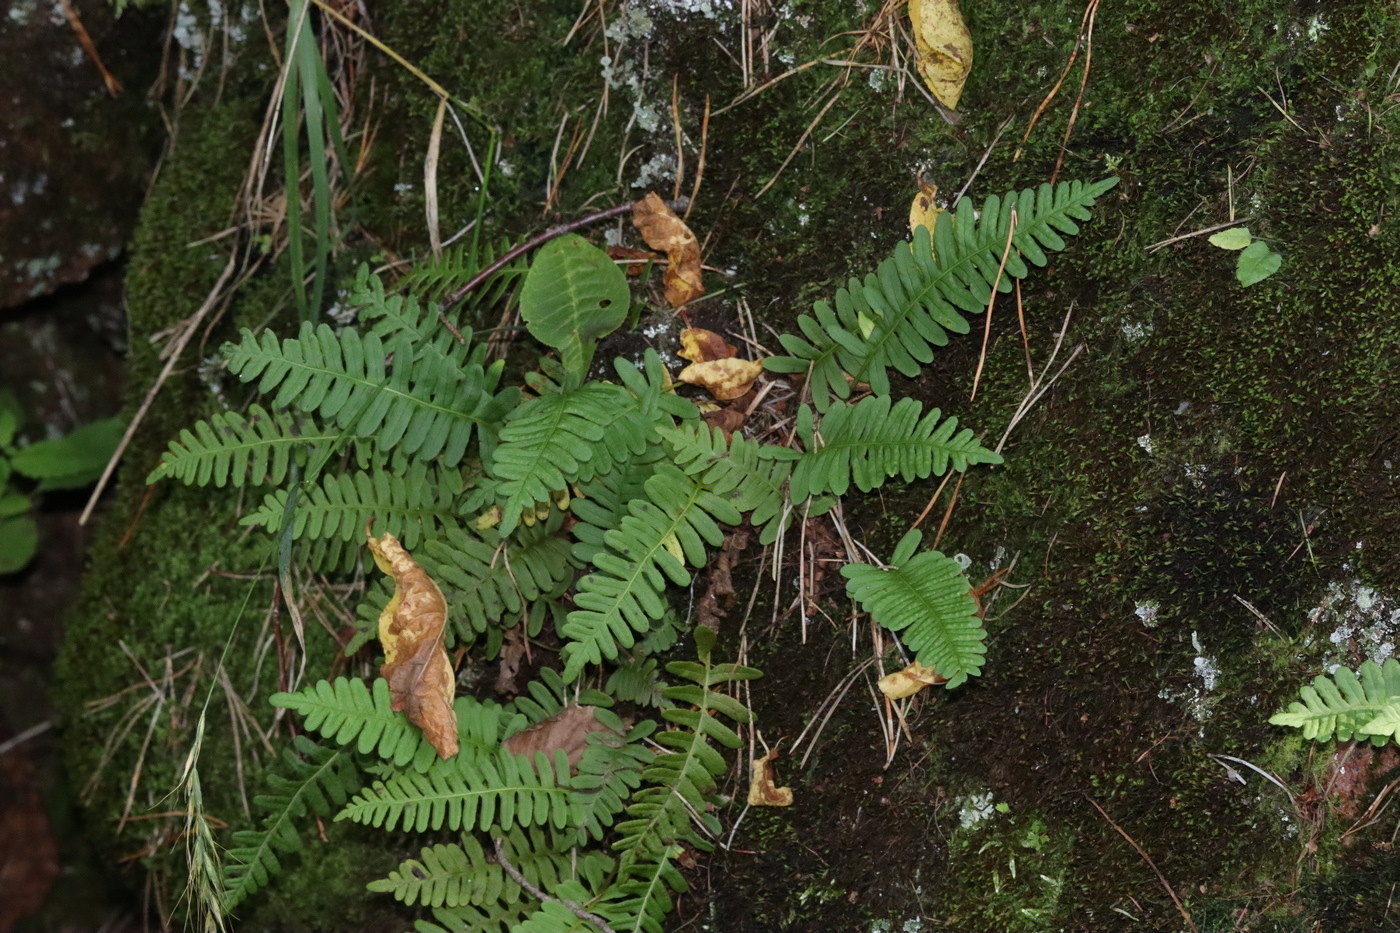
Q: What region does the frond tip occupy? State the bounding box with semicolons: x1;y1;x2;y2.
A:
1269;658;1400;743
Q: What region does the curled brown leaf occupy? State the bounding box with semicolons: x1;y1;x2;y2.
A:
632;192;704;308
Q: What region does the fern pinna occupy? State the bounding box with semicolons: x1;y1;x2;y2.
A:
1270;658;1400;743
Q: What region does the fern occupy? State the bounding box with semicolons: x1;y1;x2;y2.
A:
146;404;371;488
571;721;655;843
222;735;361;910
841;530;985;688
789;395;1001;500
338;748;575;833
393;235;525;308
271;677;514;772
242;461;460;569
605;626;759;933
1269;658;1400;742
561;464;743;681
767;178;1118;409
658;421;795;545
224;321;515;466
368;826;613;910
605;657;671;710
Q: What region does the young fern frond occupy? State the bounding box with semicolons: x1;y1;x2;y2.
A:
393;235;525;308
367;827;613;910
224;321;514;466
605;657;671;710
561;465;743;681
789;395;1001;500
1269;658;1400;743
658;421;795;545
841;530;984;688
338;748;575;833
222;735;361;910
145;404;372;488
767;178;1118;409
271;677;514;772
606;627;759;932
242;461;460;569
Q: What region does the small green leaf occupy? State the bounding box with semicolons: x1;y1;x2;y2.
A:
0;391;21;448
520;234;629;380
0;515;38;573
1236;240;1282;287
0;492;30;517
1207;227;1253;250
10;417;123;490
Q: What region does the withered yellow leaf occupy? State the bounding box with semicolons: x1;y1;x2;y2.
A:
678;357;764;402
632;192;705;308
877;658;949;700
909;0;973;110
678;327;737;364
909;180;944;239
747;749;793;807
367;524;458;759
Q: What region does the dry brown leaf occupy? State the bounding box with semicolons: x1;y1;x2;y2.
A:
909;180;945;240
503;704;617;773
701;407;746;437
367;524;458;759
877;659;949;700
678;327;737;363
678;357;764;402
607;244;658;276
910;0;973;110
493;626;527;697
696;531;747;630
632;192;704;307
747;749;793;807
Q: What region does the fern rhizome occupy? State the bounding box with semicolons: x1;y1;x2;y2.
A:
150;177;1116;931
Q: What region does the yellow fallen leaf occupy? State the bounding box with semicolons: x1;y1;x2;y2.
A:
677;357;764;402
909;0;973;110
747;749;793;806
909;180;944;239
877;658;949;700
367;524;458;759
678;327;737;363
632;192;705;308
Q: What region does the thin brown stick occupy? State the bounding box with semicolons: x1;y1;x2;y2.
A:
929;474;963;552
60;0;122;95
493;838;617;933
671;73;685;203
1014;0;1096;161
685;95;712;223
1050;0;1100;185
753;92;840;200
969;206;1017;402
1086;796;1199;933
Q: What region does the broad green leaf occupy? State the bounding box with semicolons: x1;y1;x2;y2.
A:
0;492;30;517
10;417;123;490
0;515;38;573
520;234;629;380
0;391;21;448
1236;240;1282;287
1207;226;1252;250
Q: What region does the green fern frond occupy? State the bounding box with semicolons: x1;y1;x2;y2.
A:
570;447;668;566
789;395;1001;500
146;405;369;488
561;465;743;681
513;886;616;932
271;677;514;772
424;520;574;642
413;901;532;933
606;628;757;932
1269;658;1400;742
337;749;575;833
393;235;525;308
222;735;361;910
605;657;671;709
658;421;795;545
767;178;1117;409
368;827;613;910
224;321;514;466
242;461;459;569
506;667;616;728
489;383;650;535
841;530;984;688
571;721;655;843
